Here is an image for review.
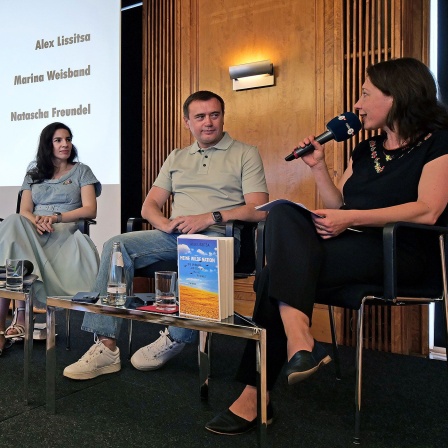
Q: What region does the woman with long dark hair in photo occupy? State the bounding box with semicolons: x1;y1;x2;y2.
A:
0;122;101;355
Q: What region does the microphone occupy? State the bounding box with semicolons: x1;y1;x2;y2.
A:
285;112;362;161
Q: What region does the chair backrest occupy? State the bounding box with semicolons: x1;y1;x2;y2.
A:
232;221;257;276
16;189;23;213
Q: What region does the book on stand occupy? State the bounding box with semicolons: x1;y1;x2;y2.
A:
177;234;234;320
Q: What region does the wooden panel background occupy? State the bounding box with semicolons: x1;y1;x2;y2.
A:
142;0;431;354
176;0;347;209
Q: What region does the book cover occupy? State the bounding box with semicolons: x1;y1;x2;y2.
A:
177;235;234;320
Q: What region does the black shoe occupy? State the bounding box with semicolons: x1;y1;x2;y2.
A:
285;340;332;385
205;402;274;435
0;333;13;356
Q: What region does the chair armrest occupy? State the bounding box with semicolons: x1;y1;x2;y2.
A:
383;221;448;300
256;220;266;275
225;220;246;237
226;220;260;276
126;217;149;233
77;219;96;235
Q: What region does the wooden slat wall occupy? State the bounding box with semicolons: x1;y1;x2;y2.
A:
341;0;395;352
342;0;395;163
142;0;181;218
141;0;431;354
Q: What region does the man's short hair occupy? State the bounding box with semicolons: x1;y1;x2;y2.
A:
183;91;225;118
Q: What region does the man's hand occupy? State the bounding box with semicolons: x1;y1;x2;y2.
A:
158;218;182;234
171;213;214;234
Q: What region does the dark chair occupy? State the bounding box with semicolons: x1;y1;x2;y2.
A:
256;220;448;444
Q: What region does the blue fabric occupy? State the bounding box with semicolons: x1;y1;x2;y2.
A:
21;162;101;215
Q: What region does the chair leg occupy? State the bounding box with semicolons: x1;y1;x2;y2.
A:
443;297;448;372
438;234;448;371
128;320;133;359
65;309;71;350
354;301;365;445
328;305;342;380
198;331;211;400
443;294;448;371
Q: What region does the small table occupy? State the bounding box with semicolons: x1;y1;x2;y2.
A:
46;296;268;447
1;287;34;403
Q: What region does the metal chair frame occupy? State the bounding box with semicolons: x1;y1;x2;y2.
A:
256;220;448;444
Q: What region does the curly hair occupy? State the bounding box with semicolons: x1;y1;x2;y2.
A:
367;57;448;145
27;122;78;182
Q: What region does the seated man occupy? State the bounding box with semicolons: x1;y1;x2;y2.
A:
64;90;269;380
